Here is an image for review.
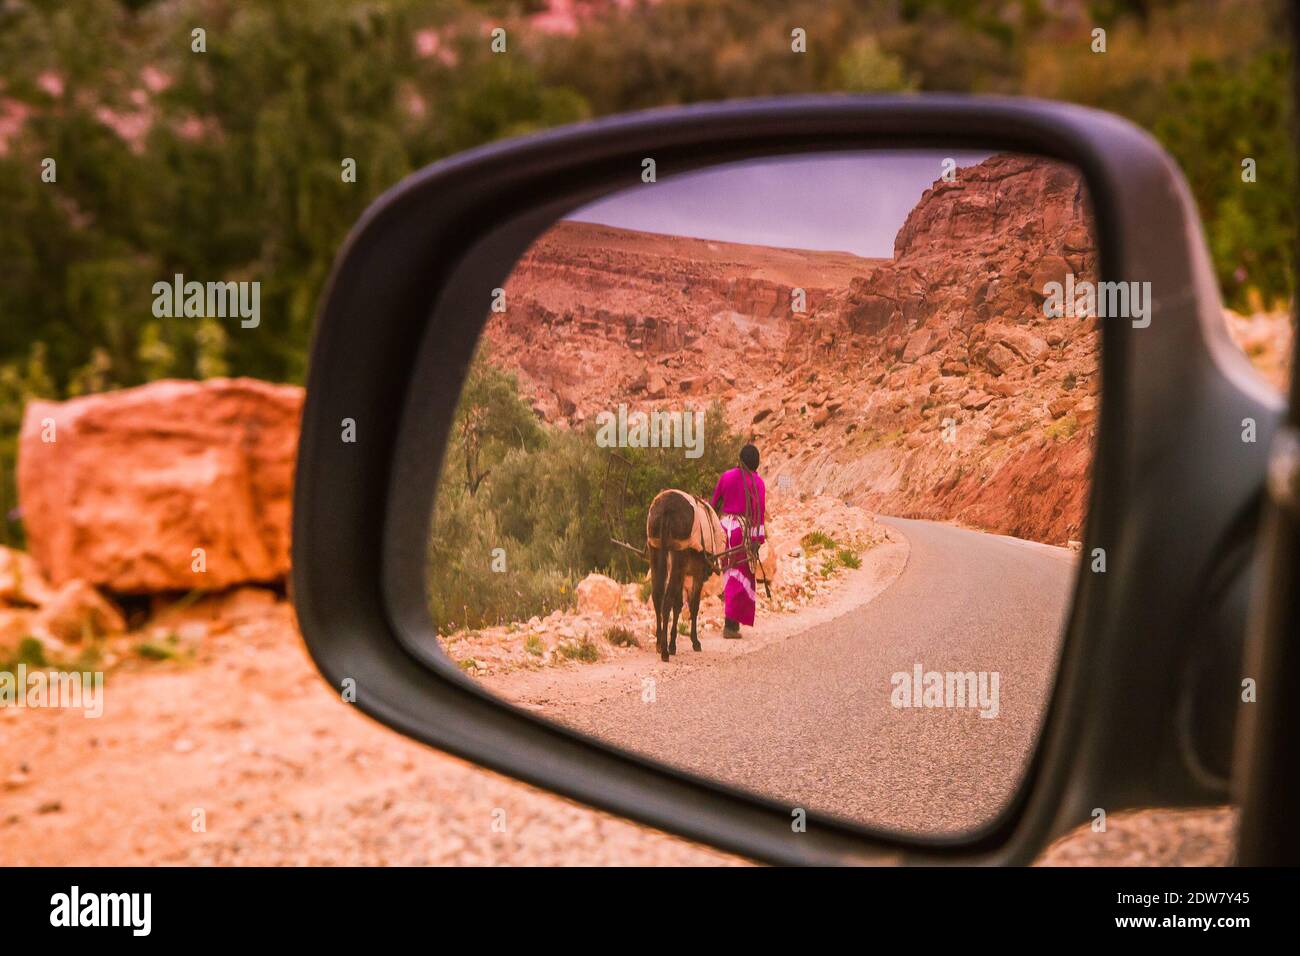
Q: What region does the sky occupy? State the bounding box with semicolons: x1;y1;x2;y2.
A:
567;150;994;258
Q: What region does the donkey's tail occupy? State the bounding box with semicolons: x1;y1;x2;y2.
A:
645;489;674;549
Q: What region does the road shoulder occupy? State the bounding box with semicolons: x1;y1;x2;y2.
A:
480;527;911;715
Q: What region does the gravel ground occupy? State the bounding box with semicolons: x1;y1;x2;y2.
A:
0;604;731;866
1037;808;1236;866
0;600;1231;866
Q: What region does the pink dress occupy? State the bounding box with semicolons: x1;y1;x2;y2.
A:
710;467;766;626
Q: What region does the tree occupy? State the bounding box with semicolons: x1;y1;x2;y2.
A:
451;353;544;496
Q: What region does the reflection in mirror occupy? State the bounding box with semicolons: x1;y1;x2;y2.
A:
424;150;1101;836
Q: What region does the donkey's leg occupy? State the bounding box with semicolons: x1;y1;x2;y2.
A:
687;555;706;652
666;550;686;657
650;545;668;661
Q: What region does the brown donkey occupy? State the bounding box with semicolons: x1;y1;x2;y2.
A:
645;490;724;662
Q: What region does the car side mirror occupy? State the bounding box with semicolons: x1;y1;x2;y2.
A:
291;95;1283;864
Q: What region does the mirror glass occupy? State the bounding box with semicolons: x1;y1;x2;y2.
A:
423;149;1100;836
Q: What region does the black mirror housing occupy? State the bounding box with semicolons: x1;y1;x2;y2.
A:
292;95;1281;865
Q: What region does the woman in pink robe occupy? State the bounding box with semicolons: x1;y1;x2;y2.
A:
710;444;766;638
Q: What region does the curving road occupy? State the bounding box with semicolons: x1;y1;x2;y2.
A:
559;517;1077;836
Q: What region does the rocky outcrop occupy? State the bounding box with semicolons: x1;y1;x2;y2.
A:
739;154;1100;544
782;154;1096;371
485;153;1100;545
18;378;303;593
488;221;877;425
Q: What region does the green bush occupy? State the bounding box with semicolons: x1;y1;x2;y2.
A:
604;625;639;648
1044;415;1080;442
801;531;837;553
1;634;105;673
556;637;600;663
134;635;185;662
427;351;748;633
1154;50;1295;310
3;636;48;670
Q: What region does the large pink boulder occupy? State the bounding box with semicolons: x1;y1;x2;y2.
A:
575;573;623;617
18;378;303;593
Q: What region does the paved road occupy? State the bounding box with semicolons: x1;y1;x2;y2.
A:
563;517;1077;835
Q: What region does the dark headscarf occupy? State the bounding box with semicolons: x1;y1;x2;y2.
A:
739;444;759;471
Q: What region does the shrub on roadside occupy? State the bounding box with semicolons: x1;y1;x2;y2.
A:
801;531;837;552
604;625;639;648
556;637;600;663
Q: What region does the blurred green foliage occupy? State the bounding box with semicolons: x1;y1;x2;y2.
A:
1154;49;1294;308
0;0;1293;545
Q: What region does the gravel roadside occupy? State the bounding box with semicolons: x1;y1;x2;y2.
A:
0;603;1230;866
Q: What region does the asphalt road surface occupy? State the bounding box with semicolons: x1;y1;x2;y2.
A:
563;517;1077;836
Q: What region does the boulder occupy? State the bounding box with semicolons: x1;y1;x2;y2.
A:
981;342;1021;376
1047;396;1074;418
0;545;55;606
32;579;125;643
1029;254;1072;294
575;573;622;617
901;327;934;363
644;370;668;399
18;378;303;593
986;324;1049;364
1074;394;1098;425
